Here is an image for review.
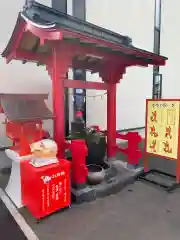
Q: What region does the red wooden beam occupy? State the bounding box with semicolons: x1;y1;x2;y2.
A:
58;41;135;66
5;21;26;63
6;52;16;64
12;50;49;64
63;79;108;90
107;83;116;159
116;132;128;140
72;60;102;73
61;29;166;65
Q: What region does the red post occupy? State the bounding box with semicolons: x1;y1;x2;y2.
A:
51;43;67;158
71;139;88;186
127;132;142;166
107;82;116;160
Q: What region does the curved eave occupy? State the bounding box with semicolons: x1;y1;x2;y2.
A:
2;13;25;58
2;11;167;68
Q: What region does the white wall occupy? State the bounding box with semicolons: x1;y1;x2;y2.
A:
85;72;107;129
0;0;51;93
161;0;180;98
86;0;155;130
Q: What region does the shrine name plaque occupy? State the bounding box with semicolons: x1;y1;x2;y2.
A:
144;99;180;184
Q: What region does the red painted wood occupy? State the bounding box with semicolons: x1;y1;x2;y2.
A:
63;79;108;90
51;44;68;158
107;81;116;159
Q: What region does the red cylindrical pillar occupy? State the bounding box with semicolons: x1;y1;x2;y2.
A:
51;44;67;158
107;82;116;160
71;139;88;187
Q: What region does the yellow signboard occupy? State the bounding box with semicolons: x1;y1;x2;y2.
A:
146;100;180;159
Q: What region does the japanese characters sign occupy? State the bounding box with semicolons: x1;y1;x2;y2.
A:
40;171;69;213
146;100;180;159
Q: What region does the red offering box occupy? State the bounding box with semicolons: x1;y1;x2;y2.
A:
21;159;71;219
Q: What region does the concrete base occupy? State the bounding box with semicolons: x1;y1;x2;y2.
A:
71;186;96;204
5;160;23;209
94;160;143;198
5;149;31;209
72;159;143;203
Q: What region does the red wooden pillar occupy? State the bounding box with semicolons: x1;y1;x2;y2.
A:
107;81;117;160
51;43;68;158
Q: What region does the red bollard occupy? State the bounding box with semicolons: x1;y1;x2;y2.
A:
71;139;88;187
127;132;142;166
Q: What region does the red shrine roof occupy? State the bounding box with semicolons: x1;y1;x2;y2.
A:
2;2;167;75
0;93;53;121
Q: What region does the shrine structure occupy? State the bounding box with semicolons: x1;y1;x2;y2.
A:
2;2;167;162
0;93;54;208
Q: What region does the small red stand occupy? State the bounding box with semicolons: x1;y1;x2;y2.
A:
126;132;142;165
21;159;71;220
71;139;88;187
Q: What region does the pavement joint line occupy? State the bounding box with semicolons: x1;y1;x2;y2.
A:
0;188;39;240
